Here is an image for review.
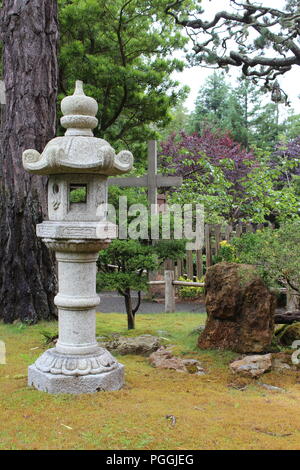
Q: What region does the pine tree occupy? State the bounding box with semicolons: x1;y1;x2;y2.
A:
0;0;58;323
189;71;231;134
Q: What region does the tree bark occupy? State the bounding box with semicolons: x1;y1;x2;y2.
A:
0;0;58;323
274;311;300;325
125;289;135;330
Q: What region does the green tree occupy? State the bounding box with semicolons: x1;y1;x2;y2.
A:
233;77;266;149
166;1;300;94
189;72;284;149
97;239;185;329
189;71;231;134
158;99;190;141
97;240;157;329
58;0;192;159
282;113;300;141
252;103;285;150
231;222;300;306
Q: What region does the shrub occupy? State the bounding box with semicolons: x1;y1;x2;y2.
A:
178;276;205;300
214;240;238;263
231;222;300;300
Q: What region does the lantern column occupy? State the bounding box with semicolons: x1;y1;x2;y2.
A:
23;81;133;394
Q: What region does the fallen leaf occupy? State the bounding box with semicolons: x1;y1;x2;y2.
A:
228;383;248;391
254;427;292;438
61;424;73;430
165;415;176;426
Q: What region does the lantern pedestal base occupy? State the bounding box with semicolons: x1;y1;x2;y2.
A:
28;363;125;394
28;348;125;394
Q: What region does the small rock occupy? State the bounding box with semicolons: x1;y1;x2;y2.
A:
227;377;251;391
149;347;205;374
189;325;205;336
156;330;171;338
259;383;285;392
272;352;292;371
230;354;272;378
182;359;205;375
96;335;111;341
273;359;291;370
149;347;186;372
99;335;161;356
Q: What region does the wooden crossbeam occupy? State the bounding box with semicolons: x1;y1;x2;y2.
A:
108;175;182;188
108;140;182;213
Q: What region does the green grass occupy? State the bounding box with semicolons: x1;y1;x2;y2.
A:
1;312;300;450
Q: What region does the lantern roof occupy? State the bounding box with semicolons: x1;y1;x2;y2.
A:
23;81;133;175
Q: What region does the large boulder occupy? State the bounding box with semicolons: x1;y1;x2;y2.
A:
199;263;275;353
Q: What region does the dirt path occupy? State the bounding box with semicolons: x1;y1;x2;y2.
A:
98;292;206;314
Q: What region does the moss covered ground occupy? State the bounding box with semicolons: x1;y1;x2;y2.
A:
0;313;300;450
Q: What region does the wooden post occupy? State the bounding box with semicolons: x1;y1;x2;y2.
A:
164;258;174;270
165;270;175;313
214;224;222;254
147;140;158;213
108;139;183;292
108;140;182;214
205;225;212;268
196;249;203;278
176;259;182;278
225;224;232;242
235;223;242;237
186;250;194;279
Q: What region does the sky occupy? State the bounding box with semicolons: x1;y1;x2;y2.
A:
172;0;300;116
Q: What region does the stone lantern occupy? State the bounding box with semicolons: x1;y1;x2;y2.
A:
23;81;133;394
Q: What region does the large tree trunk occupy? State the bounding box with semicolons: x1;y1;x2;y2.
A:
0;0;58;323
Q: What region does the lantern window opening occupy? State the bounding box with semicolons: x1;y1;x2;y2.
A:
69;183;88;204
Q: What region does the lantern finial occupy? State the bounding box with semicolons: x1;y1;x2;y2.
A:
60;81;98;136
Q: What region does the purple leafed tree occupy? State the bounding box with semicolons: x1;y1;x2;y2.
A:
273;136;300;180
159;130;256;187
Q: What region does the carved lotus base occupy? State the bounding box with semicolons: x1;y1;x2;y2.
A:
33;347;120;376
28;348;125;394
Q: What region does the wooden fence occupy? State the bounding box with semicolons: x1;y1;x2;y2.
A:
150;269;288;314
164;222;273;280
